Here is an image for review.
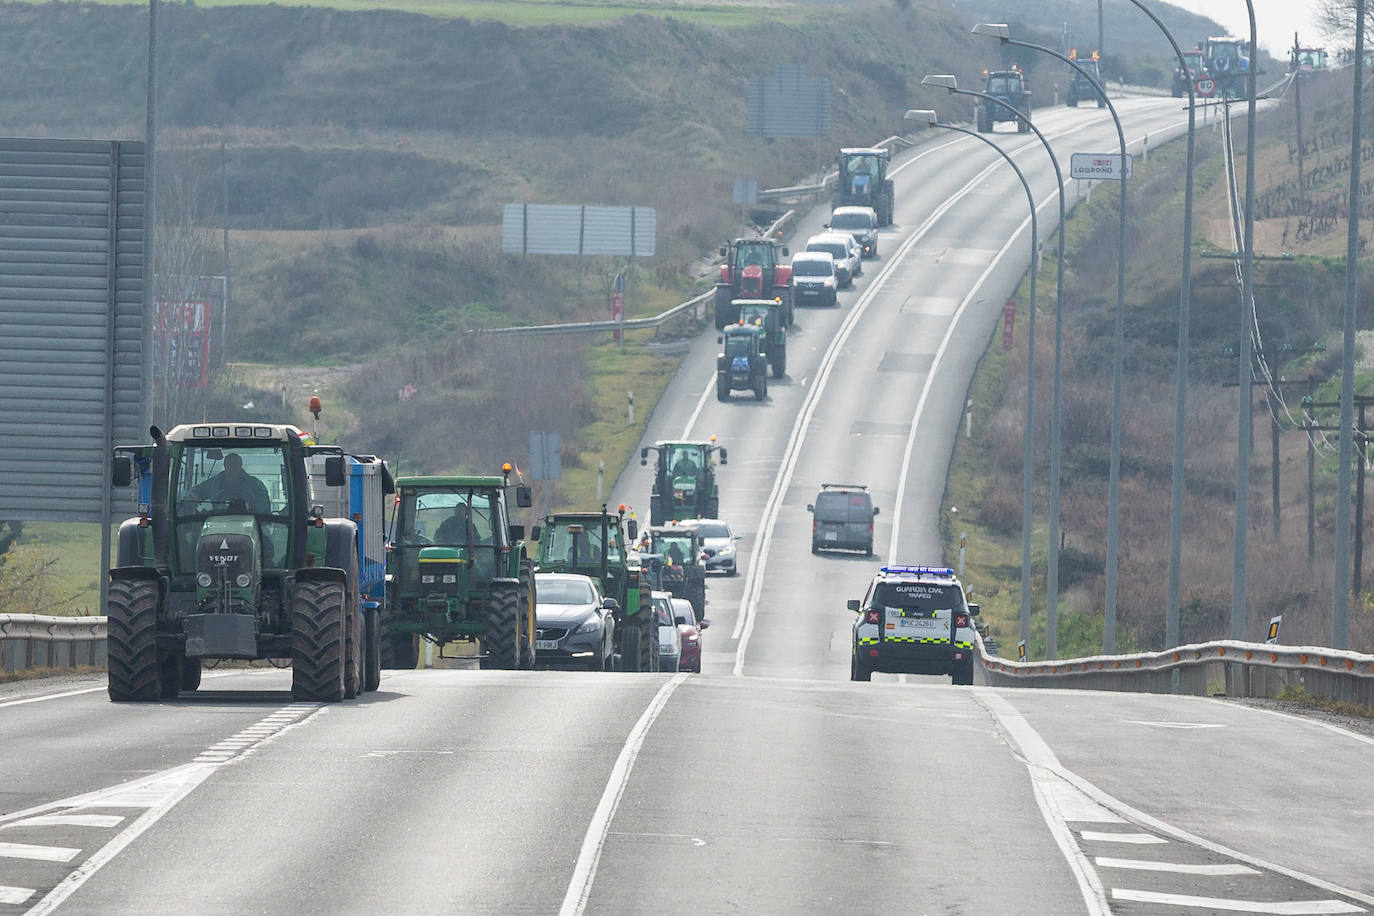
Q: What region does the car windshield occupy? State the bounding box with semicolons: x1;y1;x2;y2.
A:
537;578;597;605
808;242;847;261
672;600;696;625
692;523;730;538
874;581;966;613
830;213;870;230
815;491;870;523
793;259;833;277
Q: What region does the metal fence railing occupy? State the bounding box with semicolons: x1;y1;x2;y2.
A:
978;635;1374;707
1;614;107;673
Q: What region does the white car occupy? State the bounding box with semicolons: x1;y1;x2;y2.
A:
805;231;862;287
652;590;681;673
790;251;839;307
826;205;880;258
682;518;739;576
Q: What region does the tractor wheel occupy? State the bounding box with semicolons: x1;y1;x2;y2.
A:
850;652;872;682
157;650;182;699
772;342;787;378
650;495;669;527
882;183;895;226
642;620;659;672
621;619;643;671
976;110;990;132
705;497;719;519
1018;117;1030;134
181;657;202;692
716;374;730;402
713;287;735;329
107;578;162;702
291;578;347;703
690;581;706;621
381;630;418;670
518;559;537;670
332;538;361;699
363;607;382;692
1098;97;1106;109
480;583;521;670
754;372;767;400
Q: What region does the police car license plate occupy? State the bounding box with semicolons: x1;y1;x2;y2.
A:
896;616;941;630
536;640;559;650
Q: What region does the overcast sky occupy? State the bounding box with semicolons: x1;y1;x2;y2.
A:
1163;1;1333;55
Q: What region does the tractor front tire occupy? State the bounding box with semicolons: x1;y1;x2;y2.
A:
363;608;382;691
519;560;537;670
291;578;347;703
480;583;521;670
107;578;162;702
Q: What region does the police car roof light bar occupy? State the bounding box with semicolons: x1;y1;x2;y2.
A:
880;566;955;577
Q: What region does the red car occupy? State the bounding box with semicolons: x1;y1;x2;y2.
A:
671;596;708;673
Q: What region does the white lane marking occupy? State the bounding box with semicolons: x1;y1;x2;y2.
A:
0;843;79;863
608;831;707;847
1040;780;1123;823
730;152;1023;663
1096;856;1258;876
1110;889;1364;914
0;687;105;709
1024;765;1111;915
3;815;124;829
0;886;34;906
1123;719;1225;729
1080;831;1167;845
681;370;715;439
977;689;1374;909
560;673;687;916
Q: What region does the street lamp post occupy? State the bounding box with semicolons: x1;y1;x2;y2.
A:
906;102;1040;653
920;74;1066;658
974;22;1129;653
1233;6;1258;644
1115;0;1197;655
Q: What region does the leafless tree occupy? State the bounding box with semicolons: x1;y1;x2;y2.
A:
1317;0;1373;45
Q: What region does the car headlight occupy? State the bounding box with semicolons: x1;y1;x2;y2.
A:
575;617;603;634
685;636;700;645
717;545;734;556
824;277;836;287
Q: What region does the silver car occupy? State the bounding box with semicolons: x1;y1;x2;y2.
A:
534;573;617;670
683;518;739;576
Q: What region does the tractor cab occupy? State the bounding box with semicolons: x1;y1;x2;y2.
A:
834;148;894;225
1204;36;1249;96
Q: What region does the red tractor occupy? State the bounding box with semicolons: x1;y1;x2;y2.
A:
713;238;793;329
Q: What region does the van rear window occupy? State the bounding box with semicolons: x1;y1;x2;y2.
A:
815;491;870;523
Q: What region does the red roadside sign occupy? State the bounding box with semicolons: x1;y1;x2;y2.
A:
1195;77;1217;97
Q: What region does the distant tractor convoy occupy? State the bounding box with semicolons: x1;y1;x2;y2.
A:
1066;49;1105;108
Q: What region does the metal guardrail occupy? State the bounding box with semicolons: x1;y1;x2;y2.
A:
1;614;107;673
978;634;1374;706
474;209;798;337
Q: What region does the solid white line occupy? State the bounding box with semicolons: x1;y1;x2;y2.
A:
4;815;124;829
729;151;1026;664
1079;831;1167;845
0;886;34;906
681;371;715;439
1110;889;1364;914
1096;856;1258;876
0;687;105;709
559;673;687;916
0;842;80;863
978;689;1374;908
1025;765;1111;915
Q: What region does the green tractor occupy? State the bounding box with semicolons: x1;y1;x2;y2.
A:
644;524;707;621
107;422;366;703
535;505;661;672
385;465;537;669
733;298;787;378
641;440;727;526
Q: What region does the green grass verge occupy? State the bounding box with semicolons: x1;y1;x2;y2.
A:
1277;683;1374;720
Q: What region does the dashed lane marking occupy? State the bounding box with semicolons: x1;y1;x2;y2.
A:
1;816;122;830
1079;830;1167;845
1096;856;1259;876
0;887;34;906
0;844;79;864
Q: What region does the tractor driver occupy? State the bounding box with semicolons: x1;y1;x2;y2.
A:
671;450;701;478
191;453;271;513
436;502;480;544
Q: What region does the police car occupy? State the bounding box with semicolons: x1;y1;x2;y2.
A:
848;566;979;684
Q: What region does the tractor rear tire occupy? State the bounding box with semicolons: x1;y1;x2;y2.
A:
772;343;787;378
713;287;735;329
181;657;202;693
622;620;643;671
363;608;382;691
107;578;162;702
882;183;895;226
650;495;669;527
716;374;730;402
381;630;418;670
480;584;521;670
643;620;659;672
330;537;362;699
519;560;537;670
705;497;719;519
689;581;706;621
754;372;767;400
291;578;347;703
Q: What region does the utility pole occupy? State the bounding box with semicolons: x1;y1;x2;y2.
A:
1224;375;1320;542
1293;32;1306;195
1309;395;1374;596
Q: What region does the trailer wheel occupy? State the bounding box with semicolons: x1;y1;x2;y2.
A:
107;578;162;702
480;583;520;670
363;607;381;691
291;578;346;703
